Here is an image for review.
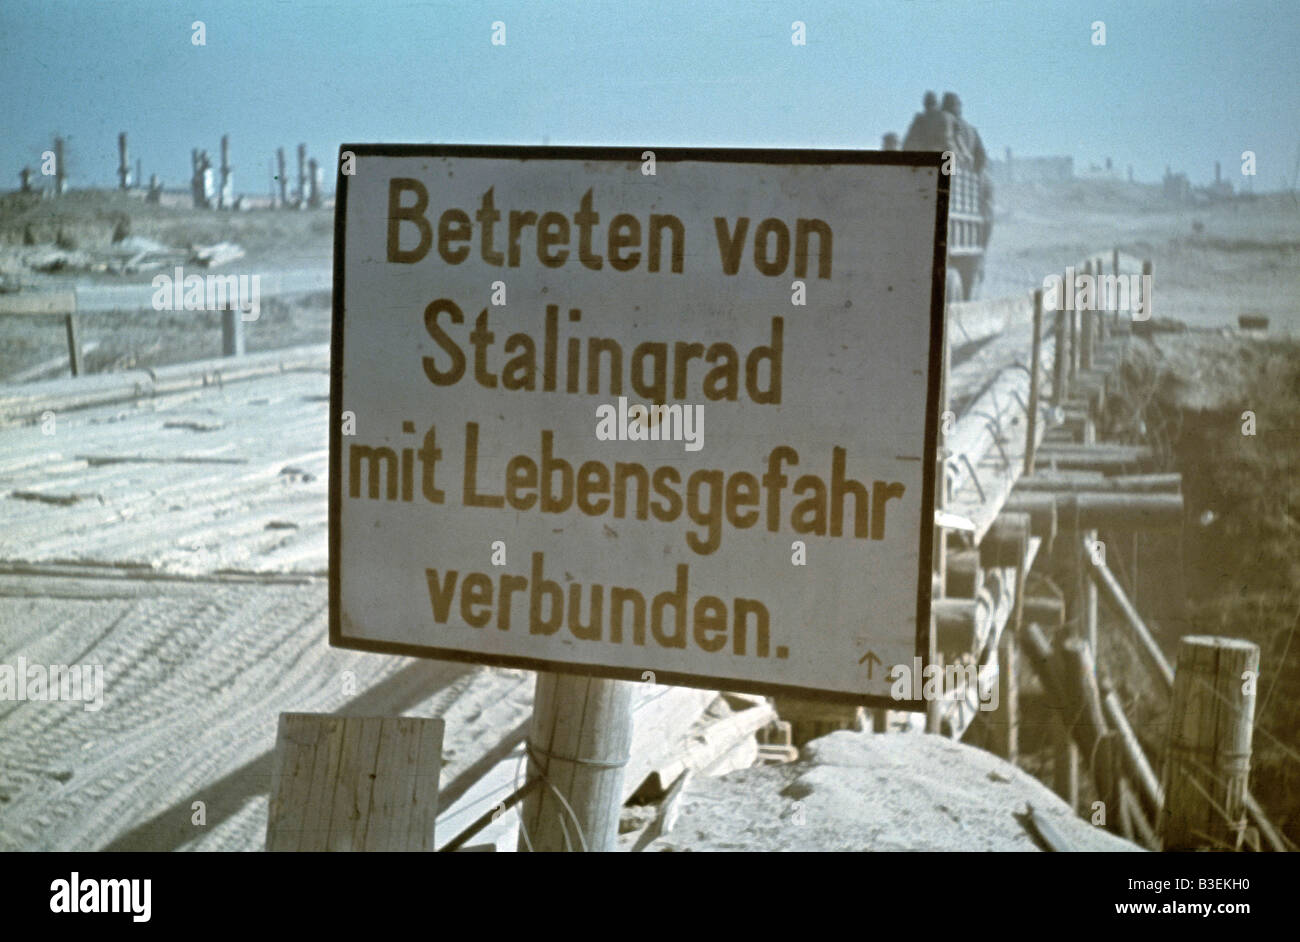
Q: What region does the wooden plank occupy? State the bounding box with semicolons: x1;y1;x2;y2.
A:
946;292;1033;349
343;717;385;852
0;290;77;316
1026;802;1075;852
1014;472;1180;493
0;343;329;426
945;372;1053;542
1082;540;1175;688
622;686;717;799
629;770;693;852
266;713;444;852
644;700;776;794
1102;689;1164;813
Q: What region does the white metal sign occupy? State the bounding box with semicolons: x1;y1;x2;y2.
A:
330;146;945;704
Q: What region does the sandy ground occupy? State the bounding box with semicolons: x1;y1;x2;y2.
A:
984;182;1299;331
646;731;1141;852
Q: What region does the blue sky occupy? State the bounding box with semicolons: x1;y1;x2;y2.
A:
2;0;1296;192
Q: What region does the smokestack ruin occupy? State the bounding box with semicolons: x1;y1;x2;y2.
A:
220;134;233;209
297;144;307;209
307;158;322;208
276;148;288;208
53;137;66;195
118;132;131;190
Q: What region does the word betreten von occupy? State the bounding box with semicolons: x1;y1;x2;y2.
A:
348;422;907;555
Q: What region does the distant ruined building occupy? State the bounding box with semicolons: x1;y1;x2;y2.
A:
988;149;1073;185
1163;166;1191;201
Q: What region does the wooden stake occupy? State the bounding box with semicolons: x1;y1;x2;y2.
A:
221;304;245;357
1023;288;1043;476
1084;531;1099;656
518;672;633;852
926;620;943;734
1055;735;1080;812
64;313;83;377
936;326;951;596
1080;262;1093;371
1081;538;1175;689
1051;308;1067;409
1159;636;1259;851
1101;687;1163;812
1140;259;1153;320
994;621;1019;764
1067;270;1078;387
1112;247;1122;328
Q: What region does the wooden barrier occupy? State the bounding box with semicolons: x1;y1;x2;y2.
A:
0;343;329;426
266;713;444;852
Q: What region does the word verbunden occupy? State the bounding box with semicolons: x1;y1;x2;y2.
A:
427;552;782;658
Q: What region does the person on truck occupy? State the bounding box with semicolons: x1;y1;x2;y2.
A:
902;91;953;152
940;92;985;173
942;92;993;246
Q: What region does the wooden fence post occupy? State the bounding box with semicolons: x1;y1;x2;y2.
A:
1055;735;1080;812
1159;636;1259;851
1140;259;1153;321
222;303;245;357
1066;270;1078;388
1051;307;1067;408
1080;261;1093;371
64;312;84;376
1023;288;1043;476
936;327;951;593
1111;248;1121;328
993;623;1019;764
519;672;633;852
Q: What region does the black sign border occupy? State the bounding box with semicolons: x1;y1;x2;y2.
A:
330;144;948;710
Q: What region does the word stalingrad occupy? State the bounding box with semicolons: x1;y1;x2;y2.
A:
420;299;782;404
387;180;833;278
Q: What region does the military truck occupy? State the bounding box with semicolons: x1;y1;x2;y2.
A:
887;93;992;302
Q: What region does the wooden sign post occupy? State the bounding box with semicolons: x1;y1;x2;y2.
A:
519;673;633;852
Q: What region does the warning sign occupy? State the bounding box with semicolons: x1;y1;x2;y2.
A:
330;145;946;704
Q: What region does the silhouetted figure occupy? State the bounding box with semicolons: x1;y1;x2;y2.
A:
902;91;954;152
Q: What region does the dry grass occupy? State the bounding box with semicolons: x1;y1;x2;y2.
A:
1103;333;1300;845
